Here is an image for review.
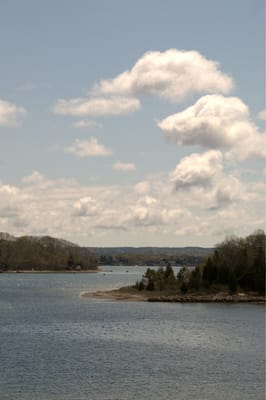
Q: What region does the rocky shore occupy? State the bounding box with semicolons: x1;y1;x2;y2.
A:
82;287;265;303
147;293;266;303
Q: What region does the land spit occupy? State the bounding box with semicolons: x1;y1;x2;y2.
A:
82;287;266;303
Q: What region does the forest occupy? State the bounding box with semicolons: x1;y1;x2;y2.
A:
0;234;97;271
135;230;265;295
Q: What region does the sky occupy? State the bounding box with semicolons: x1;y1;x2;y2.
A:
0;0;265;247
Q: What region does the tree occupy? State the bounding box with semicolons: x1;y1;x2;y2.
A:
177;267;187;282
67;253;74;269
165;263;174;279
202;257;217;284
201;230;265;294
228;272;237;293
180;281;188;294
189;266;201;290
253;248;265;294
135;280;145;291
144;268;156;291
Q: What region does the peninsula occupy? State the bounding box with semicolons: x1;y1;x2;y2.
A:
83;230;265;304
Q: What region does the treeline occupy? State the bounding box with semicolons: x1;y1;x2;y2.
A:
0;235;97;271
200;230;265;294
135;231;265;294
98;253;207;267
135;263;180;291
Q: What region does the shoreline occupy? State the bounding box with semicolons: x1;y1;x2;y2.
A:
82;287;266;304
1;269;99;274
82;288;147;301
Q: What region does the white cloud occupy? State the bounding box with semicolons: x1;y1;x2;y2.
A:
64;137;112;157
168;150;259;211
73;119;102;129
22;171;46;185
0;99;27;126
113;161;136;171
158;95;266;160
73;196;98;217
170;150;223;190
0;169;264;246
0;181;29;231
93;49;233;102
0;182;19;195
53;96;140;116
210;176;245;210
134;181;151;195
257;109;266;121
126;196;164;228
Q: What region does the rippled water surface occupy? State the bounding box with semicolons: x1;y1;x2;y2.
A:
0;267;265;400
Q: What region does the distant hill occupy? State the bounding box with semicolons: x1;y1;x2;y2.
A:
89;247;213;256
0;233;97;271
0;232;16;242
89;246;213;266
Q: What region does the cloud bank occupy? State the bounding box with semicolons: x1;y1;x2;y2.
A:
0;168;264;246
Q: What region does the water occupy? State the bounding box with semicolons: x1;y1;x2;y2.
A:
0;266;265;400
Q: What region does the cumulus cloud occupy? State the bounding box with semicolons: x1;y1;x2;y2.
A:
72;119;102;129
257;109;266;121
64;137;112;157
93;49;233;102
134;181;151;195
73;196;98;217
0;99;27;126
53;49;233;125
53;96;140;117
210;176;244;210
170;150;223;190
158;95;266;160
0;182;19;196
168;150;259;212
113;161;136;171
0;181;28;231
127;196;193;230
127;196;163;227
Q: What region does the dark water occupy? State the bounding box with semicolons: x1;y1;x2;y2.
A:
0;267;265;400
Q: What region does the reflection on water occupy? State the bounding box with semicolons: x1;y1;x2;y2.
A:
0;267;265;400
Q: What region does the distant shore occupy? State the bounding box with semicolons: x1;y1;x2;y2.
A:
82;286;266;303
2;269;99;274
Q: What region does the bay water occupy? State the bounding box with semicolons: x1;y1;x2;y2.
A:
0;266;265;400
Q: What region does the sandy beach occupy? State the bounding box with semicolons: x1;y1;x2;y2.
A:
81;288;148;301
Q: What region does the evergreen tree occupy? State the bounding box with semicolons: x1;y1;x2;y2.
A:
189;266;201;290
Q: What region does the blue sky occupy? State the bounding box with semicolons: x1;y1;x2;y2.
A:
0;0;265;246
